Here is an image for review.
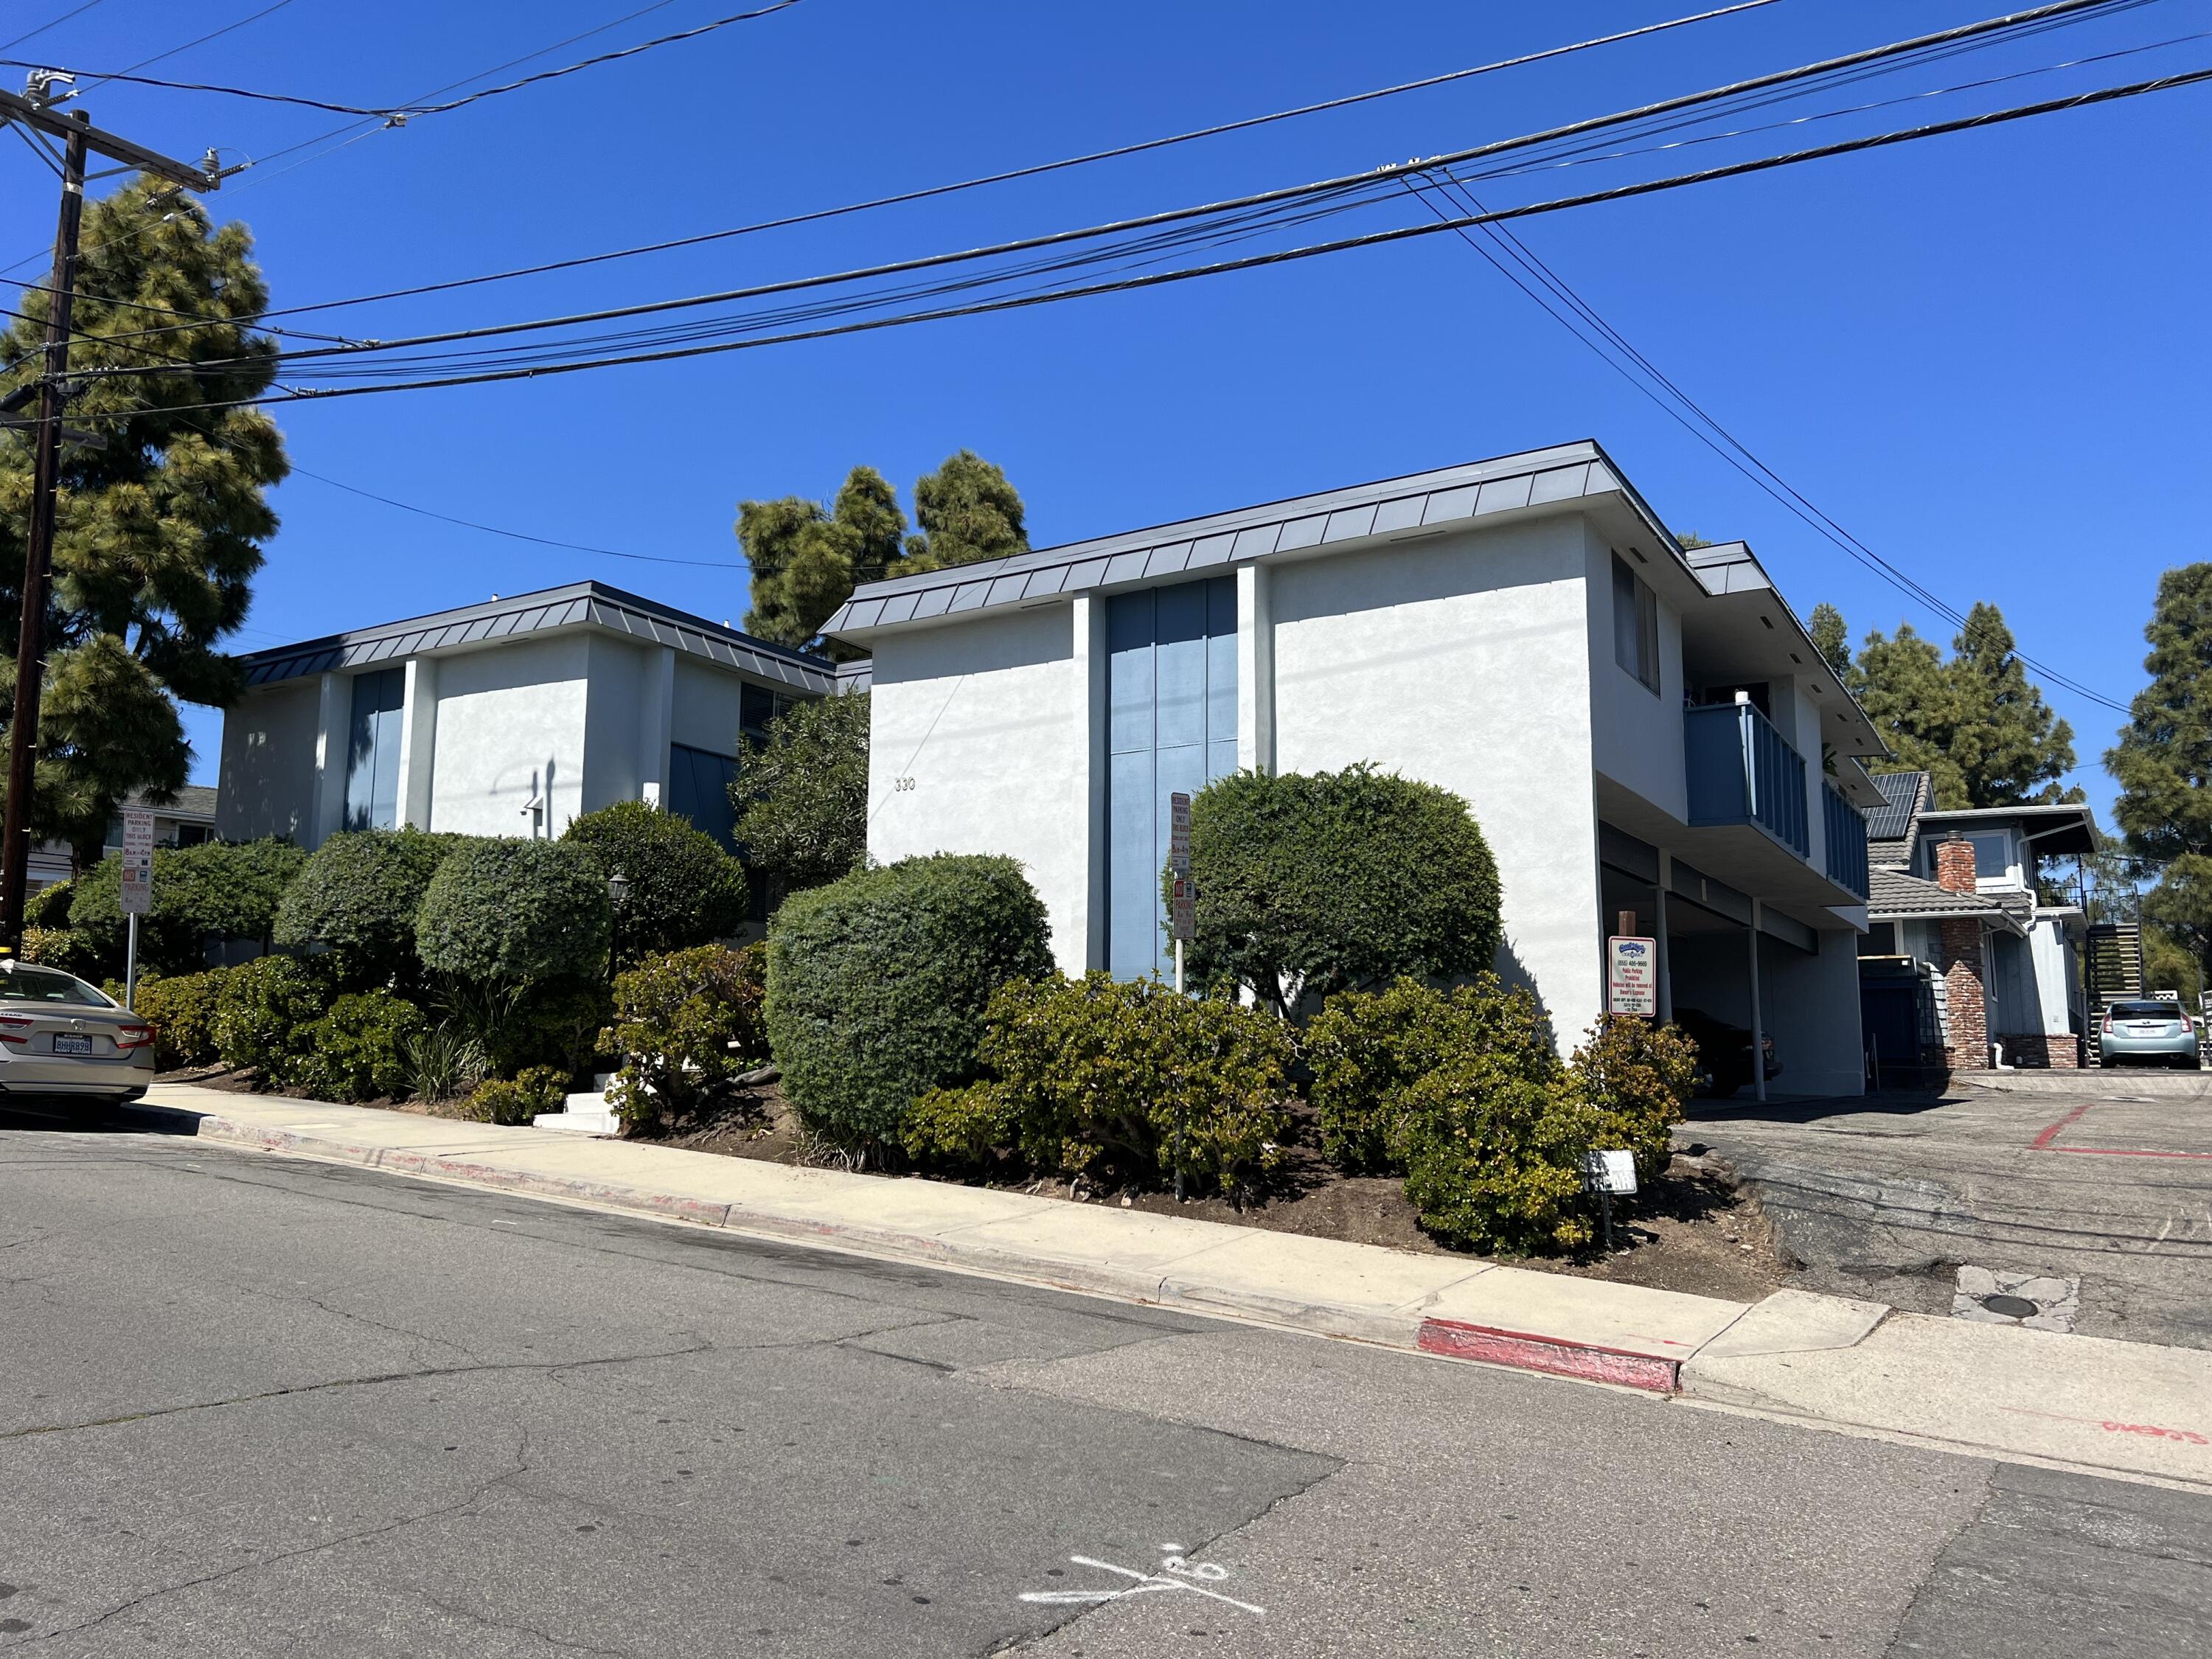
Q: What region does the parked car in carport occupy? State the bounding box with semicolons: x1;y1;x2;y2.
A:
1672;1006;1781;1099
2098;1000;2202;1069
0;959;156;1106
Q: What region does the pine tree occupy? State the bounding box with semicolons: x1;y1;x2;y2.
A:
2107;564;2212;987
0;177;286;871
1807;602;1851;679
737;452;1027;653
1851;605;2077;809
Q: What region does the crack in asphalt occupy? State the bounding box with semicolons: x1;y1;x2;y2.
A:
0;1341;714;1444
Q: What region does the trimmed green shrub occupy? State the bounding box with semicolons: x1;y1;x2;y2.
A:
905;973;1293;1194
72;838;308;977
1181;765;1501;1015
1399;1064;1597;1256
24;880;73;928
766;852;1053;1154
1571;1015;1700;1185
415;838;611;986
18;925;99;975
604;945;767;1128
212;953;338;1083
460;1065;569;1125
563;800;748;968
274;827;466;985
291;990;426;1102
132;967;233;1069
1306;978;1462;1172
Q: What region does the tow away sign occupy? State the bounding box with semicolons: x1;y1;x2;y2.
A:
118;807;156;917
1607;935;1657;1017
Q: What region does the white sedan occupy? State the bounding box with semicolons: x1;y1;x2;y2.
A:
0;959;156;1105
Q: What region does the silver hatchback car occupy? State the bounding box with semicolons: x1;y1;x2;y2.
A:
0;959;156;1104
2098;999;2202;1070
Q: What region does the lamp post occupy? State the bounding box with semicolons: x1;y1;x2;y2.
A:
607;869;630;973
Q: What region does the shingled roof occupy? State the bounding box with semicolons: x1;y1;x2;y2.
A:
1867;866;2025;933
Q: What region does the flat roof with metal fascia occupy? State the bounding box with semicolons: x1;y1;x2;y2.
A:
236;580;838;696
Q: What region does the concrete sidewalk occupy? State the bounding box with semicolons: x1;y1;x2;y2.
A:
122;1083;2212;1490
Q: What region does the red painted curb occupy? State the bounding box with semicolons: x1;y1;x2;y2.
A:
1417;1318;1681;1394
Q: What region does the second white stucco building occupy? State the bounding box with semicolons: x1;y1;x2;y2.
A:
824;441;1888;1096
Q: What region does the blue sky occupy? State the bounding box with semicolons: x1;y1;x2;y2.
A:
3;0;2206;810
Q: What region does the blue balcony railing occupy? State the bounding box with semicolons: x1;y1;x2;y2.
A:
1823;779;1871;900
1685;700;1809;858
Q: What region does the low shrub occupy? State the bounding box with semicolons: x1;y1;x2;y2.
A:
460;1065;569;1126
18;925;98;975
563;801;748;968
416;838;611;987
1399;1064;1598;1256
212;954;337;1083
1304;977;1562;1175
766;853;1052;1155
1570;1015;1701;1186
603;945;767;1129
905;973;1295;1195
402;1022;490;1104
72;838;308;977
24;880;73;928
293;990;426;1102
131;967;234;1069
274;827;465;986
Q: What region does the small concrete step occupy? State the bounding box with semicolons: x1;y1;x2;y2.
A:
533;1089;621;1136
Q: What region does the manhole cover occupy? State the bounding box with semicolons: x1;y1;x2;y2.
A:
1979;1293;2039;1319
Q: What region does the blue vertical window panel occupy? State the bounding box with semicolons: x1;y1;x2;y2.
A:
344;667;404;832
1102;577;1238;981
1107;748;1158;981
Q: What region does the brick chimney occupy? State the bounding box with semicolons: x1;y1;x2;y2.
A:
1935;832;1977;895
1933;835;1989;1068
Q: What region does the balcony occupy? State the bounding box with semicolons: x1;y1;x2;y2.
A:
1685;699;1808;857
1823;779;1871;900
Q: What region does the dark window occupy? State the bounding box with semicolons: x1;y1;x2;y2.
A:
1860;922;1896;956
344;667;406;832
173;824;212;848
1612;554;1659;692
740;683;776;737
667;742;740;854
0;964;111;1006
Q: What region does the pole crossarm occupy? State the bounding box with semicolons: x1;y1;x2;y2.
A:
0;88;217;190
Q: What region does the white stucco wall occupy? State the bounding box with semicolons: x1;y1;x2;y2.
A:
1761;925;1866;1096
1584;526;1686;821
866;605;1085;971
1270;515;1604;1043
216;678;322;843
427;635;591;836
671;655;748;757
2026;919;2073;1037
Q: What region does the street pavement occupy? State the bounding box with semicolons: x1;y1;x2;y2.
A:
1687;1074;2212;1349
4;1103;2211;1656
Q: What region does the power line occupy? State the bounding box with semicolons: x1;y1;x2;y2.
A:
1399;170;2133;715
7;0;805;117
79;58;2211;411
78;0;301;94
85;0;2153;376
1;1;107;54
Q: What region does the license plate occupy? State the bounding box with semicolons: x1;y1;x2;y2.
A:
52;1033;92;1056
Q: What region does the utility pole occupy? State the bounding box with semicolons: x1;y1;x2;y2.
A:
0;77;218;947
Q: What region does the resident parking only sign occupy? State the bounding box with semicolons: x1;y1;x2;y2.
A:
118;807;156;917
1607;934;1657;1017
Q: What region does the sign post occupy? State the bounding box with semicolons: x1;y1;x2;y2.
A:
1607;933;1658;1018
1580;1149;1638;1253
119;807;155;1009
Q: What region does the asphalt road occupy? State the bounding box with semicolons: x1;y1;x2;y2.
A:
1687;1074;2212;1348
4;1102;2210;1657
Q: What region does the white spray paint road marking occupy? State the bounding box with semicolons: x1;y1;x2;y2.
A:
1019;1548;1266;1616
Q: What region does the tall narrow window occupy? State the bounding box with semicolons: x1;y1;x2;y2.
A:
1106;576;1237;980
343;667;405;832
1612;554;1659;692
667;742;740;852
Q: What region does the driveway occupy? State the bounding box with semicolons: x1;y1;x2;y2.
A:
1686;1071;2212;1349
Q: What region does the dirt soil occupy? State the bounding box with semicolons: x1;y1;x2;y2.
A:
649;1086;1790;1304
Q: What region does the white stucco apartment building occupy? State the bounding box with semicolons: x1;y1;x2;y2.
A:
216;582;840;856
824;442;1888;1096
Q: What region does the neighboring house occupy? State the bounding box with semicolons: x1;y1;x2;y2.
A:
215;583;838;867
824;440;1889;1097
1858;771;2100;1071
27;785;218;893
